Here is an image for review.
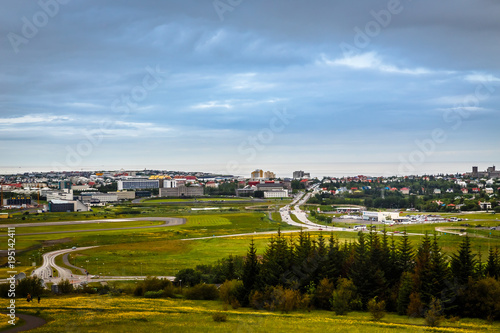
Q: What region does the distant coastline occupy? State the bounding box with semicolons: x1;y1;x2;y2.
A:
0;162;496;178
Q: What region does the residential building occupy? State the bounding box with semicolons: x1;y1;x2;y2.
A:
400;187;410;195
434;189;442;194
293;170;310;179
264;171;276;179
479;201;492;210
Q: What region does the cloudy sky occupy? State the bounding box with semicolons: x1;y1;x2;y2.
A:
1;0;499;176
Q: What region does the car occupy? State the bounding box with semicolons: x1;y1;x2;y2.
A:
72;246;77;250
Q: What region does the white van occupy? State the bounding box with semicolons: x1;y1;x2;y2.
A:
353;225;367;231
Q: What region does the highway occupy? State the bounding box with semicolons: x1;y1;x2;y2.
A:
280;185;345;231
26;246;175;286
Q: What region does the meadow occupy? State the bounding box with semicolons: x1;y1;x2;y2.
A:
1;295;498;333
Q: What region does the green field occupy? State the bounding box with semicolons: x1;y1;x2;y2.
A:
1;295;497;333
0;220;165;234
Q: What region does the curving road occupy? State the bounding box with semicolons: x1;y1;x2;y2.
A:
27;246;175;286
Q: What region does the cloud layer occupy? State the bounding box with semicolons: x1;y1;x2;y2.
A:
0;0;499;175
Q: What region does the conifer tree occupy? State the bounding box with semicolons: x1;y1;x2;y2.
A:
486;246;499;279
450;235;477;285
241;238;260;305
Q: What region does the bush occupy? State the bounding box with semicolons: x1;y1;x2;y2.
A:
219;280;243;305
251;286;309;313
407;292;424;318
57;279;74;294
367;297;386;321
175;269;202;287
133;277;172;297
16;276;45;298
184;284;219;300
425;297;444;327
331;278;359;316
314;278;335;310
144;290;163;299
212;311;227;322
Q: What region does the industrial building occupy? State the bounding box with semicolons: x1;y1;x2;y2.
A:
48;199;89;212
3;197;32;206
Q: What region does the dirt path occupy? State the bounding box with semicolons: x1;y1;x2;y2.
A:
1;312;46;332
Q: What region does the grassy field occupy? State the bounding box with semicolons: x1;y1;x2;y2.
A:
0;220;165;234
1;295;497;333
0;212;296;277
143;198;253;203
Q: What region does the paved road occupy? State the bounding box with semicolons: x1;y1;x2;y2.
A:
0;312;46;332
24;246;175;286
0;217;186;237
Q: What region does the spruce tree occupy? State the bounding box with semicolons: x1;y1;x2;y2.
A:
241;238;260;305
413;233;433;305
486;246;499;279
450;235;477;285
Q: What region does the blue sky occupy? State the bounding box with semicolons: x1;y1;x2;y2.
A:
0;0;499;176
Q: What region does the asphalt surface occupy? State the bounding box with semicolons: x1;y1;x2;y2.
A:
22;246;176;286
0;312;46;332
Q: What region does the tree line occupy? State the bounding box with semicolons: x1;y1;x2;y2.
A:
176;230;500;320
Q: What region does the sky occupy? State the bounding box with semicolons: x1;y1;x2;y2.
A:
0;0;499;177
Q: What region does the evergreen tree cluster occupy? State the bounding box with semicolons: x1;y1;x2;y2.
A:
192;230;500;319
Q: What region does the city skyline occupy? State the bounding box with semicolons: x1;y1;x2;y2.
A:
1;1;499;175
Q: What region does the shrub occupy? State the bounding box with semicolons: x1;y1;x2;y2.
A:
133;277;172;297
57;279;74;294
185;284;219;300
367;297;386;321
425;297;444;327
407;292;424;318
314;278;335;310
331;278;359;316
212;311;227;322
175;269;202;287
16;276;45;297
219;280;243;305
144;290;163;299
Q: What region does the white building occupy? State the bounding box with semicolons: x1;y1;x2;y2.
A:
263;189;289;198
163;180;177;188
362;211;400;222
118;179;159;190
46;189;73;201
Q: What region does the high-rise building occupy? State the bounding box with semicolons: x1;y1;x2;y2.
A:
264;171;276;179
251;169;264;179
